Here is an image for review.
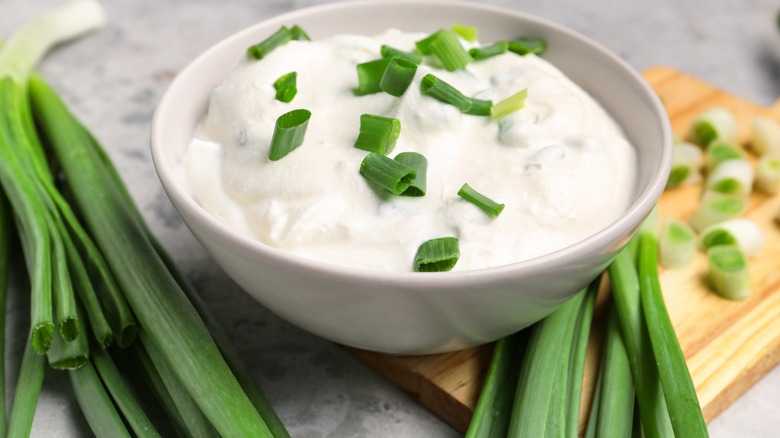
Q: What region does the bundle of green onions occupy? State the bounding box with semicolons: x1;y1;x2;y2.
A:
0;1;287;436
467;210;709;437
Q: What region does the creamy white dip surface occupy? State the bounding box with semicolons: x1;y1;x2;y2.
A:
183;29;637;272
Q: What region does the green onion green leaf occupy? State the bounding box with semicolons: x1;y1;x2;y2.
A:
469;41;509;60
289;24;311;41
507;37;547;55
458;183;504;217
360;152;416;195
268;109;311;161
272;71;297;103
420;73;472;113
247;26;292;60
354;114;401;155
451;23;478;42
354;58;392;96
380;57;418;97
394;152;427;196
380;45;423;65
466;98;493;116
415;29;445;54
413;237;460;272
429;30;473;71
491;88;528;119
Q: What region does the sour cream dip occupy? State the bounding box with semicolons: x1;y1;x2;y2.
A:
183;29;637;272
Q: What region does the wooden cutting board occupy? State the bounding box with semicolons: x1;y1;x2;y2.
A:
347;67;780;434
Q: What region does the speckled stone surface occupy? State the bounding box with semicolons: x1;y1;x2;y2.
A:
1;0;779;436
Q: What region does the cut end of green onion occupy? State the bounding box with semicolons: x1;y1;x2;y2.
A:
707;245;751;300
117;323;138;349
491;88;527;119
429;30;473;71
689;191;747;232
506;37;547;56
451;23;478;42
688;107;737;147
666;165;691;188
359;152;416;195
273;71;297;103
420;74;472;114
706;142;744;173
394;152;427;196
268;109;311;161
380;57;418;97
755;154;780;195
466;98;493;116
706;159;753;197
354;114;401;155
414;237;460;272
469;41;509;61
247;25;292;60
415;29;445;55
699;218;765;257
751;116;780;155
457;183;504;217
380;45;423;65
354;58;391;96
59;317;80;343
32;322;54;354
290;24;311;41
659;218;696;269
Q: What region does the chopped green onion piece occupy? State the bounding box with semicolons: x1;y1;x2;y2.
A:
419;73;471;113
706;159;753;197
272;71;297;103
415;29;445;54
354;58;391;96
506;37;547;55
458;183;504;217
667;143;703;189
354;114;401;155
429;30;473;71
289;24;310;41
469;41;509;60
755;154;780;195
394;152;427;196
247;26;292;60
451;23;478;42
659;218;696;269
413;237;460;272
699;218;765;257
706;142;744;173
380;57;418;96
751;116;780;155
359;152;416;195
380;45;422;65
688;107;737;147
707;245;751;300
268;109;311;161
466;98;493;116
689;191;747;232
491;88;528;119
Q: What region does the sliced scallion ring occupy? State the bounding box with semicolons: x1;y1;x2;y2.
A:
429;29;473;71
380;57;418;97
506;37;547;55
707;245;751;300
354;114;401;155
451;23;478;42
751;116;780;155
247;26;292;60
491;88;528;119
394;152;427;196
289;24;310;41
359;152;416;195
699;218;765;257
755;154;780;195
689;191;747;232
272;71;297;103
706;159;753;197
414;237;460;272
469;41;509;61
706;142;744;173
659;218;697;269
380;45;422;65
458;183;504;217
267;109;311;161
354;58;392;96
688;107;737;147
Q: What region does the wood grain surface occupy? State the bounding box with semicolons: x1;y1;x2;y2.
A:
348;67;780;434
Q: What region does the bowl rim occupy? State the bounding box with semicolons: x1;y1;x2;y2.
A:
151;0;672;286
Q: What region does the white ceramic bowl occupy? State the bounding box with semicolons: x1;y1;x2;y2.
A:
151;0;671;354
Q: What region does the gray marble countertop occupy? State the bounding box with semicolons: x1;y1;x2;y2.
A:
2;0;779;436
